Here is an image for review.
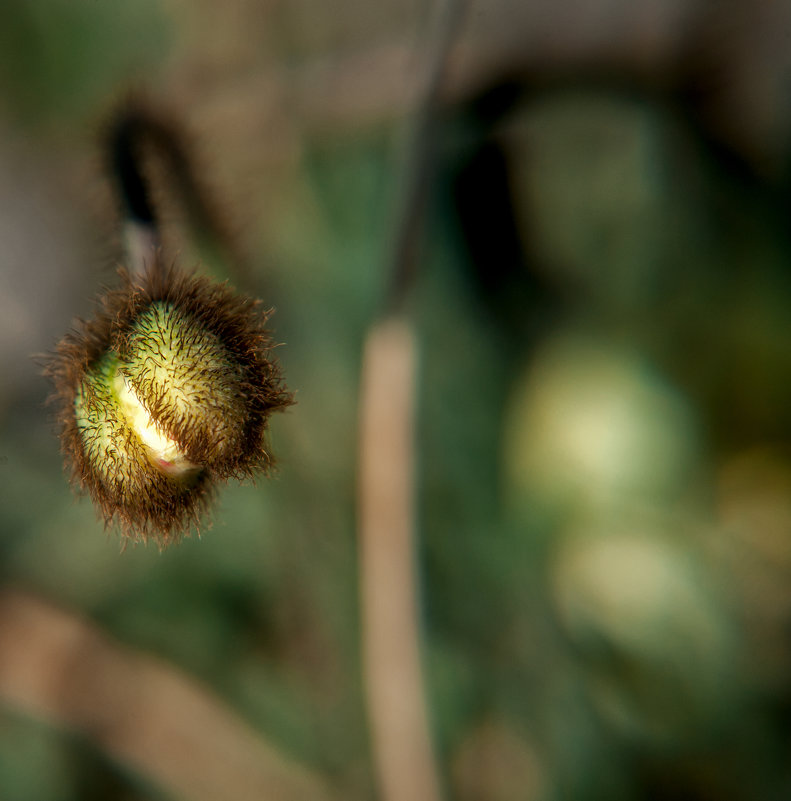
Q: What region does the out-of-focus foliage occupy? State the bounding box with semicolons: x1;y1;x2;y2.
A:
2;1;791;800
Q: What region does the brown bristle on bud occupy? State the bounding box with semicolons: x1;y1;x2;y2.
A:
44;259;293;544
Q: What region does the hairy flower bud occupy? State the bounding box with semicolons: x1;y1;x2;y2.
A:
45;262;292;543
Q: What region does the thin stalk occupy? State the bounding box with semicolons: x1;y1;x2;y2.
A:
358;2;465;800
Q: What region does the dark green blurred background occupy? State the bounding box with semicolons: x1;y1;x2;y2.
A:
2;1;791;799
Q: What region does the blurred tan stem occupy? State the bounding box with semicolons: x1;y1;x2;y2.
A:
358;317;443;801
358;1;462;797
0;589;334;801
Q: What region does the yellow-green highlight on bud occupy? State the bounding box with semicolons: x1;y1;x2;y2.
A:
119;300;249;474
45;261;293;544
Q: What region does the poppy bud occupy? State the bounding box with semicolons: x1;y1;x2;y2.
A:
46;262;292;544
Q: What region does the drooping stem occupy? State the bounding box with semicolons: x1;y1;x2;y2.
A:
106;102;249;284
107;107;163;278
